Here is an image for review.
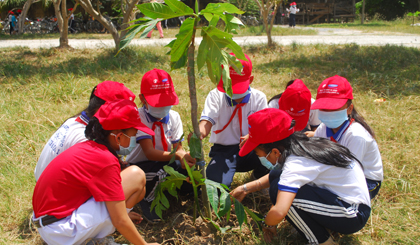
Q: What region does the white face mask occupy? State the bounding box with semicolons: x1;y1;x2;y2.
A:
318;108;349;129
228;90;250;100
111;133;137;156
258;150;281;170
146;105;172;119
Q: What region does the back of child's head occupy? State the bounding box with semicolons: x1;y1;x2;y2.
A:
217;53;253;95
312;75;375;138
140;69;179;107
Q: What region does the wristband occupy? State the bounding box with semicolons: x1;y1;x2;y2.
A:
242;184;249;194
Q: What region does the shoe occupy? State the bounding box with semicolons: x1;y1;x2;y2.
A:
145;36;151;39
138;200;162;224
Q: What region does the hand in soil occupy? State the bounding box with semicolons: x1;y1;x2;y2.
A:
128;211;143;224
263;226;277;243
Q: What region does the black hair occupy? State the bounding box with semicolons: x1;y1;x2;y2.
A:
346;100;376;138
85;117;119;158
268;80;296;104
258;123;362;169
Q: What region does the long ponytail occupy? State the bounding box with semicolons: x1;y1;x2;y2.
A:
347;100;376;138
85;117;119;158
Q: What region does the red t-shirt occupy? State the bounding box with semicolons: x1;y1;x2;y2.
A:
33;141;125;219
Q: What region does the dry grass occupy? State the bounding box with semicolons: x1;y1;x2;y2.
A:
0;43;419;244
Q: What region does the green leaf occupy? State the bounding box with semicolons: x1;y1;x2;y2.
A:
118;22;150;53
218;191;231;217
243;206;264;231
206;184;220;218
138;2;181;19
161;192;170;208
200;3;244;15
171;17;194;63
234;198;246;229
221;14;243;34
203;13;213;22
209;14;220;26
188;132;202;159
171;48;188;70
191;169;204;184
163;165;187;179
165;0;194;15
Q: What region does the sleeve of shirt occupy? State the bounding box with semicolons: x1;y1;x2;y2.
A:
267;99;279;109
200;90;220;125
88;163;125;202
136;128;152;142
255;91;268;111
345;135;367;164
171;111;184;144
278;158;321;193
309;109;321;127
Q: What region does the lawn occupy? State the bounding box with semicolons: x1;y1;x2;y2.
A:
0;43;419;244
307;15;420;35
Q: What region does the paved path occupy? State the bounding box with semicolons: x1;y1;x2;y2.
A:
1;26;419;49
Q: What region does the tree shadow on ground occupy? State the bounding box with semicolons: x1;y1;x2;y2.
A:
0;46;167;84
250;43;420;96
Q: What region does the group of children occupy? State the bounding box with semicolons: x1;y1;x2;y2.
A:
32;52;383;245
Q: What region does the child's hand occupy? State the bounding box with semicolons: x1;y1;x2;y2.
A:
304;131;315;138
229;186;247;203
128;211;143;224
181;153;196;169
263;226;277;243
239;134;250;148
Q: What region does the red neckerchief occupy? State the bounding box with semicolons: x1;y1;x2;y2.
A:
152;121;168;151
214;103;246;137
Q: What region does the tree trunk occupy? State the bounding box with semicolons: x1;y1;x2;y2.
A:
77;0;139;51
52;0;70;48
187;20;211;219
361;0;365;25
18;0;35;34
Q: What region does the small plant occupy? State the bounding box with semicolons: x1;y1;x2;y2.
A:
407;11;420;26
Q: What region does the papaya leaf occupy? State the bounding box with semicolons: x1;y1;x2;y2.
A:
200;3;244;15
138;2;180;20
218;191;231;217
220;183;230;191
220;14;243;34
206;184;220;219
225;53;243;77
138;19;160;39
191;169;204;184
171;47;188;70
155;205;163;219
197;36;209;72
188;132;202;159
165;0;194;15
234;198;246;229
209;219;221;232
209;14;220;26
171;18;194;63
203;13;213;22
163;165;187;179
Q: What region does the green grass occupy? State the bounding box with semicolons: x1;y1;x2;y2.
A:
235;25;318;36
308;15;420;35
0;43;419;244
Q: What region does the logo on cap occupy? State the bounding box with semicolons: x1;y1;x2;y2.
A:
162;78;168;83
328;84;338;88
154;79;158;84
298;109;305;113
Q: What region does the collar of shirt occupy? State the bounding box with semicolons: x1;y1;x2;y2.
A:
326;119;350;142
80;111;90;124
224;87;252;107
144;106;170;124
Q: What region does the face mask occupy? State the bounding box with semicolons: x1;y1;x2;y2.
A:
229;89;250;100
318;108;349;129
111;133;137;156
259;150;280;170
146;105;172;119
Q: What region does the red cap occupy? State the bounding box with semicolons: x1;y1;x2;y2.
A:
141;69;179;107
68;8;73;11
239;108;295;157
9;11;14;14
279;79;311;131
217;53;252;94
17;9;22;13
291;2;297;5
94;81;135;102
311;75;353;110
94;99;154;135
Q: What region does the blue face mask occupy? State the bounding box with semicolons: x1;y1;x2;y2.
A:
229;90;250;100
111;133;137;156
318;108;349;129
258;150;280;170
146;105;172;119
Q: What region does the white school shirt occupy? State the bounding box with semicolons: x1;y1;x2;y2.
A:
314;122;383;182
279;155;371;206
268;97;321;130
287;6;300;14
34;112;89;181
200;87;267;145
126;107;184;163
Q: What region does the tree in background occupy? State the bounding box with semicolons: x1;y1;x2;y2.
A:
76;0;142;51
361;0;420;20
251;0;285;47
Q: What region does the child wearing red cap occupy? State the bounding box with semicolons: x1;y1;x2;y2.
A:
126;69;195;223
34;81;136;182
198;53;268;188
268;79;320;134
230;108;371;245
286;2;299;28
32;99;159;245
312;75;383;199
